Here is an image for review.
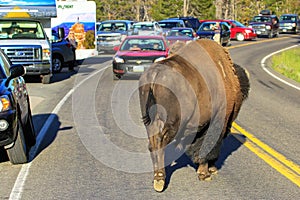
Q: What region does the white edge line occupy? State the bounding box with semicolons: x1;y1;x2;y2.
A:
9;63;110;200
261;45;300;91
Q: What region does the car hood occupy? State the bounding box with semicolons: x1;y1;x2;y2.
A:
115;50;167;57
279;20;296;23
249;22;272;26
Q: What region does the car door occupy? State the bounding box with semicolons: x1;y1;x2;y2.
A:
220;22;231;44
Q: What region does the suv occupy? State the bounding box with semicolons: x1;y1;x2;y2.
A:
132;21;163;36
0;49;36;164
249;10;279;38
168;16;201;31
279;14;300;34
158;19;186;35
96;20;135;53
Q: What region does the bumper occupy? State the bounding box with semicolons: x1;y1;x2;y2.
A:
0;110;17;147
279;26;296;33
244;33;257;40
20;61;51;75
113;63;152;76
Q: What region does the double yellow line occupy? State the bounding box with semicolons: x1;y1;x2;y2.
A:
232;123;300;187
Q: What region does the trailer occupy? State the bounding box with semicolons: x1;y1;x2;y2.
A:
51;0;97;60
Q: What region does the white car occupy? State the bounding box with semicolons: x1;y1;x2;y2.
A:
132;21;163;36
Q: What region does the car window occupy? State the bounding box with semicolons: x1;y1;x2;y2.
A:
99;22;127;31
0;50;11;78
120;38;165;51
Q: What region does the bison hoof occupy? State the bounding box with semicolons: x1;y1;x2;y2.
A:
153;172;165;192
198;173;212;181
153;179;165;192
208;166;218;175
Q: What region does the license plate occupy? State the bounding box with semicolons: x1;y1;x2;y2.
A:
133;65;144;72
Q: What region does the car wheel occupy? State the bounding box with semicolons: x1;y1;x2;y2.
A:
41;74;51;84
24;108;36;147
52;55;63;73
236;33;245;41
6;120;28;164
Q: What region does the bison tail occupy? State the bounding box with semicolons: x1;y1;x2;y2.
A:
142;87;156;126
233;63;250;101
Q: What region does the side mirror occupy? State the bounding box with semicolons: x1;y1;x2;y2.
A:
5;64;25;86
58;27;65;40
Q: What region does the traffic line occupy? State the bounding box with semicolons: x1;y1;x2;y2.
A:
232;122;300;187
9;63;111;200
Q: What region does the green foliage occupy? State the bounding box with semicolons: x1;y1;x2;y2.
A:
83;30;95;49
271;48;300;83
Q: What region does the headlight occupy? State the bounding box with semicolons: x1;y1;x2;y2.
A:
0;95;11;112
154;57;165;63
292;23;296;27
266;25;271;30
43;48;51;60
248;25;252;28
113;56;124;63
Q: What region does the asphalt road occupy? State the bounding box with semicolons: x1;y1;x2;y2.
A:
0;35;299;200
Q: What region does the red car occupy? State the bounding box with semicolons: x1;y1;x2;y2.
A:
200;19;257;41
112;35;169;80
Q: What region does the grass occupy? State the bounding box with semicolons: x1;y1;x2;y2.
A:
271;47;300;83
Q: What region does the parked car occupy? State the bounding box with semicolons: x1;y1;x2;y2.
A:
96;20;135;53
279;14;300;34
249;11;279;38
158;19;186;36
196;21;231;46
167;16;201;31
200;19;257;41
0;48;36;164
112;35;169;80
132;21;163;36
51;32;76;73
166;27;197;45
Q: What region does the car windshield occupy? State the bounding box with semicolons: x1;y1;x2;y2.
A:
252;16;271;23
0;20;46;39
231;20;246;27
280;15;296;21
159;21;184;29
133;24;154;31
120;38;165;51
168;29;192;37
98;22;127;32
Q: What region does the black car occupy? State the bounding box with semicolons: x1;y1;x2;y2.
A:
196;21;231;46
249;13;279;38
279;14;300;34
168;16;201;31
51;32;76;73
0;48;36;164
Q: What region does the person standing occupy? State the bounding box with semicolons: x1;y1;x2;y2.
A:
67;31;77;70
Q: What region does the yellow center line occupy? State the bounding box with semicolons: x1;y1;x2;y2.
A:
232;122;300;187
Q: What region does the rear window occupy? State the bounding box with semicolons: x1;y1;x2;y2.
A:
158;21;184;29
280;15;297;21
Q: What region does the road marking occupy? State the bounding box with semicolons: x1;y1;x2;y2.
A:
261;45;300;91
9;63;110;200
232;122;300;187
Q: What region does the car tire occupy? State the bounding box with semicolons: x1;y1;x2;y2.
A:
41;74;51;84
52;55;63;73
236;33;245;41
6;120;28;164
268;31;273;38
24;108;36;147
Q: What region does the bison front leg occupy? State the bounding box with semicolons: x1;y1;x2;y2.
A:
197;159;212;181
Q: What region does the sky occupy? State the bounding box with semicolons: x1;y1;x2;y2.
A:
0;0;56;6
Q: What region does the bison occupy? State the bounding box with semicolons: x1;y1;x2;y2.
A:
138;39;250;192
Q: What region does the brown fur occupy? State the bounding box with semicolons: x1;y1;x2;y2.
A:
139;39;250;192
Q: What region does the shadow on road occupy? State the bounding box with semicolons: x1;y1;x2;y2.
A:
163;133;243;191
